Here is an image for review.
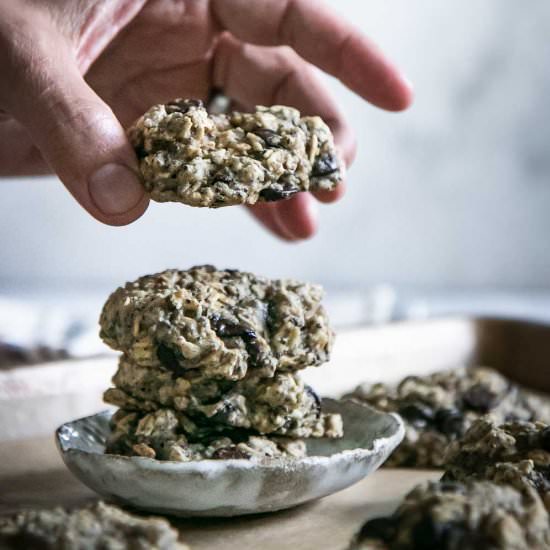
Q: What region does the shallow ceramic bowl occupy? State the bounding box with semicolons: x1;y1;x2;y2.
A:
56;399;403;517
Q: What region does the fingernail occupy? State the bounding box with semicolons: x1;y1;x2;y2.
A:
89;163;145;215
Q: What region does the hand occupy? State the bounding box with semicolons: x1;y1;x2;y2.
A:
0;0;412;238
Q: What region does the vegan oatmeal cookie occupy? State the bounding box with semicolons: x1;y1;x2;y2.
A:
349;481;550;550
106;407;311;461
0;501;188;550
100;265;332;381
443;418;550;508
104;365;342;442
346;366;550;468
129;99;343;207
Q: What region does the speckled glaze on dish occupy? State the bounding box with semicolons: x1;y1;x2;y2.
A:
56;399;404;517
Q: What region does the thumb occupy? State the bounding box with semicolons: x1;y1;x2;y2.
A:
9;50;148;226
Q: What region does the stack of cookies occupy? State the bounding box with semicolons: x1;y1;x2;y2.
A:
100;265;343;461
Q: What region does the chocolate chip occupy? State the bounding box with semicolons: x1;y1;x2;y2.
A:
149;138;180;154
209;399;240;423
252;128;283;148
266;301;278;333
210;315;262;367
133;141;147;159
212;170;233;184
259;187;298;201
357;517;396;542
244;341;263;368
412;516;465;548
209;313;226;333
434;408;464;437
212;447;250;459
221;399;238;414
396;375;424;393
462;384;499;413
311;153;339;177
305;385;322;419
2;532;53;550
210;315;256;341
540;427;550;451
165;98;203;114
156;343;186;376
398;402;435;425
530;467;550;493
515;432;533;450
437;481;465;494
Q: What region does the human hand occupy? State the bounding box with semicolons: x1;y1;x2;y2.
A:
0;0;412;238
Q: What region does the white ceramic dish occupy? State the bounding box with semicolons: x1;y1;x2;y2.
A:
56;399;403;517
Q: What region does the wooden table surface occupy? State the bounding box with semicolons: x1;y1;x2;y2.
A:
0;435;440;550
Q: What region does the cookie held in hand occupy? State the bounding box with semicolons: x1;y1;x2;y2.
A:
129;99;343;207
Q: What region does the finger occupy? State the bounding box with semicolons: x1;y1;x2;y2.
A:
248;193;318;241
273;192;319;239
247;202;298;241
214;36;353;208
212;0;413;111
214;35;355;163
6;43;148;226
0;117;49;175
314;181;347;204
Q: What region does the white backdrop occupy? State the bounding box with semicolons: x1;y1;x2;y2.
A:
2;0;550;292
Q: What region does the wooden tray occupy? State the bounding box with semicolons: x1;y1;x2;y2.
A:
2;316;550;549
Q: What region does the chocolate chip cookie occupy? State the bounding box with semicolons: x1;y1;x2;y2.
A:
350;481;550;550
106;407;311;461
443;418;550;509
100;265;333;381
104;363;342;454
129;99;343;207
346;366;549;468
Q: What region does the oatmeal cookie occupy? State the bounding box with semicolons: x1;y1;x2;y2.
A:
346;366;548;468
443;418;550;508
105;388;342;462
106;408;309;462
350;481;550;550
104;363;342;440
0;501;187;550
129;99;343;207
100;266;332;381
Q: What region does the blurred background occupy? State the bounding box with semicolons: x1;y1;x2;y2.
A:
2;0;550;360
